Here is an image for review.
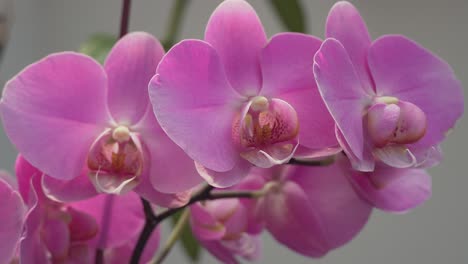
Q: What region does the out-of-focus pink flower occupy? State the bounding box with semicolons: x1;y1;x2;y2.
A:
241;161;372;257
0;171;26;264
149;0;339;189
0;32;202;200
345;159;432;213
314;1;464;171
15;156;160;264
190;199;261;264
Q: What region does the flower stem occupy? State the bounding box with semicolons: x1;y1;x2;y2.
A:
119;0;132;38
129;183;271;264
162;0;191;50
150;209;190;264
288;155;336;166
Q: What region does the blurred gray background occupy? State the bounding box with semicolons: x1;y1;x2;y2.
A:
0;0;466;263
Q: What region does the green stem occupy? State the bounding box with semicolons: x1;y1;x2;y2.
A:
150;209;191;264
163;0;191;50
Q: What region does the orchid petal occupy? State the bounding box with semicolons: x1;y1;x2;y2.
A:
260;33;338;150
368;35;464;149
0;52;111;180
314;38;370;164
150;39;242;172
105;32;164;125
326;1;374;92
205;0;266;95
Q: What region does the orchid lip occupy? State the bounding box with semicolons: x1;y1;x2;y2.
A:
233;97;300;167
87;126;144;194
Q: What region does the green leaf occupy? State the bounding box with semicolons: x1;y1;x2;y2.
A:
268;0;307;33
171;211;202;262
79;33;117;64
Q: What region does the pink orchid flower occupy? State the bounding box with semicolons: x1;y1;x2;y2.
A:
0;172;26;264
313;1;464;171
149;0;339;188
0;32;203;198
239;163;372;258
190;198;261;264
15;155;160;264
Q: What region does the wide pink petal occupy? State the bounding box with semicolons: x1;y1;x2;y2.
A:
260;33;338;150
314;39;371;162
105;32;164;125
134;166;191;208
150;39;243;172
195;159;251;188
0;179;26;264
15;155;44;204
349;163;432;213
70;192;144;249
42;168;98;202
0;52;111;180
326;1;373;93
368;35;464;149
133;106;204;194
260;180;328;257
290;160;372;249
205;0;266;95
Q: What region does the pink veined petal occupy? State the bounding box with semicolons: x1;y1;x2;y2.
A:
190;202;226;241
314;38;371;163
0;179;26;264
368;35;464;149
134;165;191;208
195;159;252;188
150;39;243;173
260;33;338;150
205;0;266;95
70;192;144;249
290;160;372;249
42;168;98;202
104;32;164;125
133;106;204;194
260;180;329;257
349;164;432;213
0;52;111;180
326;1;374;93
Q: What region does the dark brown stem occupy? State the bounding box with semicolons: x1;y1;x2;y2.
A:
94;249;104;264
119;0;132;38
288;156;336;166
129;156;336;263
